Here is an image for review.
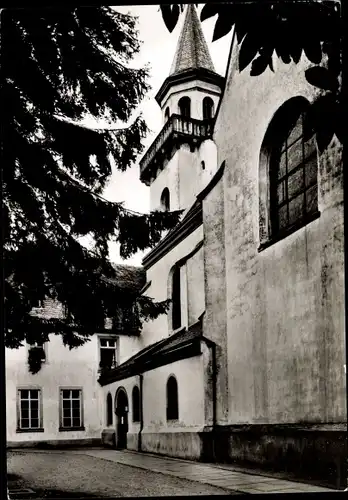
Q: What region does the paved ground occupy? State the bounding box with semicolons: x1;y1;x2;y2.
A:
7;450;234;497
8;447;337;496
74;448;336;494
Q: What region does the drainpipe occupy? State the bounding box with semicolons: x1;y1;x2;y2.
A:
202;335;217;462
138;373;144;452
211;341;217;463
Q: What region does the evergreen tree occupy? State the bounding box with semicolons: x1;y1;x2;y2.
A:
1;7;182;371
160;1;343;152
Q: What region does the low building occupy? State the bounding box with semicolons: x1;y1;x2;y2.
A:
6;265;145;447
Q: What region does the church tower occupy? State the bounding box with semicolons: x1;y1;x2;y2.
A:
139;5;225;212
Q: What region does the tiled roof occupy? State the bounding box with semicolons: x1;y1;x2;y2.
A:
30;299;64;320
109;264;146;292
169;4;216;76
30;264;146;322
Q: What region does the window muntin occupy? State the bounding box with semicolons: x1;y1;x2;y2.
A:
60;389;83;430
99;337;117;371
271;113;318;236
166;376;179;421
132;386;140;423
106;392;113;426
17;389;42;431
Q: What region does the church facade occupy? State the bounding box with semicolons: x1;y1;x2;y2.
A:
98;5;346;488
6;5;345;489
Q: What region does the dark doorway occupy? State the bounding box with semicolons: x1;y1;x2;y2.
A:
115;388;128;449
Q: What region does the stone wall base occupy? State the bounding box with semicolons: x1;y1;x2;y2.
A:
101;428;116;448
140;431;203;460
7;438;101;449
212;424;347;490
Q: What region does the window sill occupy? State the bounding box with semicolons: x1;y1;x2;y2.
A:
16;428;44;433
58;426;85;432
166;419;179;423
170;326;186;336
98;366;118;373
258;211;321;252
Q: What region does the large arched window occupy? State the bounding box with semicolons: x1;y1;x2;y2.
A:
203;97;214;120
172;266;181;330
270;106;317;237
106;392;113;426
259;97;318;246
160;188;170;211
178;96;191;118
165;107;170;121
166;376;178;420
132;386;140;423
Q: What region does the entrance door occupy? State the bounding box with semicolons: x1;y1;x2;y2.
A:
115;389;128;449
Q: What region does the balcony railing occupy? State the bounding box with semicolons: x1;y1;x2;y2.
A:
140;114;213;183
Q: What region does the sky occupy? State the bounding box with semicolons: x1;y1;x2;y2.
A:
101;5;232;266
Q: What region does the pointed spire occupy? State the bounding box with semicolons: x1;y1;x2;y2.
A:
169;4;215;76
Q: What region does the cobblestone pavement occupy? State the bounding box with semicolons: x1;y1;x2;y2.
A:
7;450;236;497
73;448;336;494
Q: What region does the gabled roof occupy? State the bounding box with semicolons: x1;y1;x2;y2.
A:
170;4;215;76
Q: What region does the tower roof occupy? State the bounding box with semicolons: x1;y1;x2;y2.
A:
169;4;215;76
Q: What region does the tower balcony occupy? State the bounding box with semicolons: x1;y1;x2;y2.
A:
139;114;213;185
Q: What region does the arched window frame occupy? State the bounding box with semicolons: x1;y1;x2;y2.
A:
202;96;214;120
178;96;191;118
132;386;140;423
259;96;319;250
166;375;179;421
160;187;170;212
106;392;113;427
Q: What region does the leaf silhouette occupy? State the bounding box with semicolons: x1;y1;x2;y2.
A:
160;4;180;33
304;42;322;64
212;12;234;42
239;31;260;72
305;66;338;92
250;55;269;76
200;3;220;22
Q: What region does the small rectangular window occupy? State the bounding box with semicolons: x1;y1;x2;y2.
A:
99;337;117;371
28;341;47;364
59;389;83;430
17;388;43;431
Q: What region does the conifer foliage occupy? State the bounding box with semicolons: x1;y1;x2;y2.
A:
1;7;181;372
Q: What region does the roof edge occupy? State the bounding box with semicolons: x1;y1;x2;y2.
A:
155;68;225;106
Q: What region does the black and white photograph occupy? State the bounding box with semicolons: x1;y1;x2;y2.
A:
2;1;346;498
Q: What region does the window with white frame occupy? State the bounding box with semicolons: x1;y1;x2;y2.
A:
99;337;117;371
59;389;83;430
17;388;43;431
